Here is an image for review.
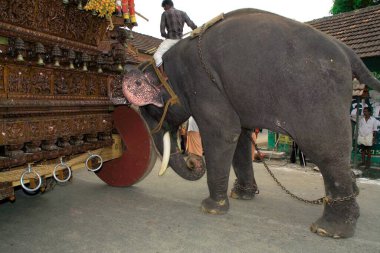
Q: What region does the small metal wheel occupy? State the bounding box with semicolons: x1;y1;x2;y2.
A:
20;165;42;192
85;154;103;172
53;160;72;183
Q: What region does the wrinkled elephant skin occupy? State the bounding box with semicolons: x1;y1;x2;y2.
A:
122;9;380;238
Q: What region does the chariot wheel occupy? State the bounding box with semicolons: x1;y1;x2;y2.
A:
95;106;157;186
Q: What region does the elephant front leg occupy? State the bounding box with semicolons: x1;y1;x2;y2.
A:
200;128;241;215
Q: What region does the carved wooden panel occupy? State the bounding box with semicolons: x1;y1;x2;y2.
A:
0;121;26;145
3;64;109;100
0;64;4;95
29;68;53;95
0;114;113;145
57;118;72;137
6;65;53;96
29;120;44;142
6;65;29;94
54;71;71;96
42;119;59;140
110;75;127;104
86;75;98;96
71;73;86;96
0;0;107;47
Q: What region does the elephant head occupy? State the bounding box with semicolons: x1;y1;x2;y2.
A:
122;64;205;181
122;68;164;107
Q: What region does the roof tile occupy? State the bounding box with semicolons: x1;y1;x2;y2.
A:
308;5;380;58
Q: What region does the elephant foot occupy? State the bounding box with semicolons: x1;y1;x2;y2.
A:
310;199;359;238
201;197;229;215
230;179;259;200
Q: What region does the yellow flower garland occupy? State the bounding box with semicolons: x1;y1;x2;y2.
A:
84;0;116;18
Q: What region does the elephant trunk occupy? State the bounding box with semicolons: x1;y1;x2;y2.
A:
160;131;205;180
168;152;205;181
139;106;205;180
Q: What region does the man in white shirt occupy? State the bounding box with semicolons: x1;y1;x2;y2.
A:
357;107;378;168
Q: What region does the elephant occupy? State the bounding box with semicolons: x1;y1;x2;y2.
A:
121;8;380;238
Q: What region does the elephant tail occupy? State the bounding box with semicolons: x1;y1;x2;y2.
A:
341;42;380;91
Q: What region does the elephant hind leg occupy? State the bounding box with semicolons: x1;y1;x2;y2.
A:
310;198;359;238
291;113;359;238
310;160;360;238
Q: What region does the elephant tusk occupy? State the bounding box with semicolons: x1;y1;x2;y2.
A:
158;131;171;176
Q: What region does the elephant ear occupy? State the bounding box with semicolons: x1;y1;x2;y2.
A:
122;69;164;107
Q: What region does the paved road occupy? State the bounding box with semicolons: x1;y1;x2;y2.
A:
1;160;379;253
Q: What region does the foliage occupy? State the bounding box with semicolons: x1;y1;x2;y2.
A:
331;0;380;14
373;71;380;80
84;0;116;17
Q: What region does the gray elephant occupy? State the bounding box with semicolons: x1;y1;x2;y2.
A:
122;9;380;238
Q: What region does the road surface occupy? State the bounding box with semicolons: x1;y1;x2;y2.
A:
1;159;379;253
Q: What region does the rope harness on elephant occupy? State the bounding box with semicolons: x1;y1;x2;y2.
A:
141;60;180;134
246;132;359;206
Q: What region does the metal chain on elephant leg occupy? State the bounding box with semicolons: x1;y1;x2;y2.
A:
232;179;259;195
197;24;217;84
246;132;359;205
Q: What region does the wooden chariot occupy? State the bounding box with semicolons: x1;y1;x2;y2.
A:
0;0;156;202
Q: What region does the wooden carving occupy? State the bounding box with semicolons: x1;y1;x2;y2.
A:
0;114;113;145
0;0;107;47
0;64;4;93
2;64;110;100
0;0;131;201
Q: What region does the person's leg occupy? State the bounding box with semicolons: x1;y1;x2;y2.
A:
128;0;137;26
251;132;256;161
153;39;180;80
365;146;372;169
290;141;297;163
360;145;366;166
299;150;307;166
121;0;130;23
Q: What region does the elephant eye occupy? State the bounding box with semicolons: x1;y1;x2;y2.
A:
135;79;142;86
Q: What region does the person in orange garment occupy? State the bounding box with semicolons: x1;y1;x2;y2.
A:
179;122;187;154
185;116;203;170
251;128;264;161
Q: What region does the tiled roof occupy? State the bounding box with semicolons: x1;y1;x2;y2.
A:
123;31;162;63
130;31;162;54
307;5;380;58
124;47;141;64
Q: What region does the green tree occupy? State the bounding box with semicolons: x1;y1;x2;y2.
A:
331;0;380;14
373;71;380;81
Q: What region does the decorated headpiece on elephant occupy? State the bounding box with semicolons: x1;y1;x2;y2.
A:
122;9;380;238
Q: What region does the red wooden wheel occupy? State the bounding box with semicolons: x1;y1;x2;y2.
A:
95;105;156;186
